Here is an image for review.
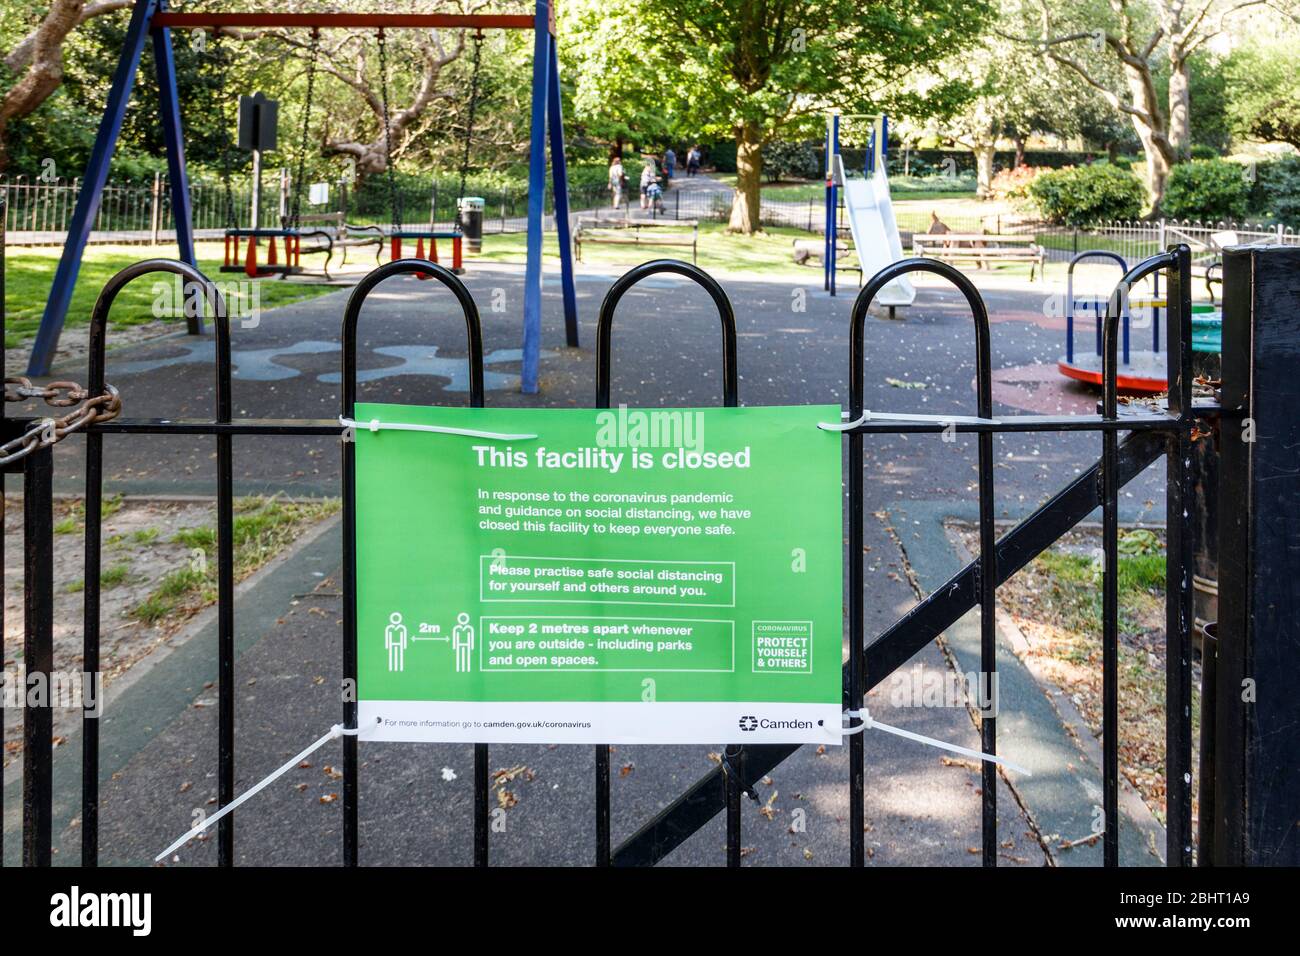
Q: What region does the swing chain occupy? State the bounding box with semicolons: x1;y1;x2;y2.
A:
288;28;321;231
454;30;486;231
210;33;239;231
377;28;402;232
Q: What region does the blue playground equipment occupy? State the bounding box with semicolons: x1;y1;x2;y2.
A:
1061;249;1219;392
822;114;913;315
27;0;577;393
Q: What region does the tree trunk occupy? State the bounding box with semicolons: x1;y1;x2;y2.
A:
728;120;763;234
974;144;996;199
1012;135;1025;168
1135;123;1172;216
0;0;90;171
1119;58;1175;216
1167;54;1192;161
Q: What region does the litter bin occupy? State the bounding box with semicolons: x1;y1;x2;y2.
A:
459;196;485;254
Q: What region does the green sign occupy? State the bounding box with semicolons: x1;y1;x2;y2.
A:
354;403;843;744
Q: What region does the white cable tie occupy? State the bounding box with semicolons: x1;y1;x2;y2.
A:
818;410;1000;431
338;415;537;441
838;707;1031;776
154;719;377;863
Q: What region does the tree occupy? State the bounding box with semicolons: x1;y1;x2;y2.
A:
564;0;988;233
908;7;1108;198
1008;0;1298;213
558;7;675;159
305;27;467;177
1225;36;1300;150
0;0;132;169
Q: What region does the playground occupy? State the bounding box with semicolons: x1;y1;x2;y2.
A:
2;0;1300;903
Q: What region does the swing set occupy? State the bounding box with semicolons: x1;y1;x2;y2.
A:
216;24;482;280
29;0;578;395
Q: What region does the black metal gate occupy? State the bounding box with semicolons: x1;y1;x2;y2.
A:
4;222;1297;867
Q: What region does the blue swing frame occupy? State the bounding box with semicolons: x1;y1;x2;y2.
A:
28;0;578;394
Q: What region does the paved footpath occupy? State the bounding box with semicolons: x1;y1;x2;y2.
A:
3;255;1166;865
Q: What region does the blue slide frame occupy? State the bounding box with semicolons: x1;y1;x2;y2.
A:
27;0;577;394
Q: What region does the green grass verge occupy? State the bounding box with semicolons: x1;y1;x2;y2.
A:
3;242;337;347
1034;549;1166;635
130;495;340;625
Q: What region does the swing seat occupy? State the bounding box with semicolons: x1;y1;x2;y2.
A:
221;227;329;278
380;230;465;275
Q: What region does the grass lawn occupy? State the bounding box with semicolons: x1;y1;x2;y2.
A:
3;241;337;348
475;220;823;281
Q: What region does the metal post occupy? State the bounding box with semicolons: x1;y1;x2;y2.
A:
519;0;552;393
150;171;162;243
152;8;197;273
545;35;579;349
22;444;54;867
1214;244;1300;865
1197;623;1217;864
1164;244;1195;866
250;149;263;230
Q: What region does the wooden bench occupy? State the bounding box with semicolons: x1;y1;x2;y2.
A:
222;214;386;279
912;233;1045;280
297;212;385;274
574;217;699;264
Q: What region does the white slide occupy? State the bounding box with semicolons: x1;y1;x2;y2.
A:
837;153;915;307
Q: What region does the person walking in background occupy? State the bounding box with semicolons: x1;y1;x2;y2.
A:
639;156;658;210
609;154;625;209
664;146;676;181
686;145;701;177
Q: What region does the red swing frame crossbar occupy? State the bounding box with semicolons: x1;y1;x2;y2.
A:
152;13;541;30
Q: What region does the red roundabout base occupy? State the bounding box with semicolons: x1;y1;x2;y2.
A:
1057;353;1168;394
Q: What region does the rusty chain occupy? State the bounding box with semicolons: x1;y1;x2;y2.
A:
1;377;122;467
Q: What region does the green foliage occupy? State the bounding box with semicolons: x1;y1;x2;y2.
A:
1117;528;1161;556
1163;159;1252;222
1251;155;1300;225
705;141;737;173
561;0;990;228
100;562;131;588
1028;164;1146;225
1189;144;1219;160
1225;38;1300;150
172;526;216;551
760;141;819;181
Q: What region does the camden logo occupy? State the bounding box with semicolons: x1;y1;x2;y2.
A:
738;715;759;731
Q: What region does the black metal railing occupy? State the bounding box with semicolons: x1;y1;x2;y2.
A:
3;241;1223;867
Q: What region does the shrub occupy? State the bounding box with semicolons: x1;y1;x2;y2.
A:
1189;144;1219;161
761;140;820;181
1163;159;1252;221
1029;164;1147;225
989;164;1043;201
1251;155;1300;225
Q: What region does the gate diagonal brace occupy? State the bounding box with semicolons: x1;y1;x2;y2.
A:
611;429;1166;867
